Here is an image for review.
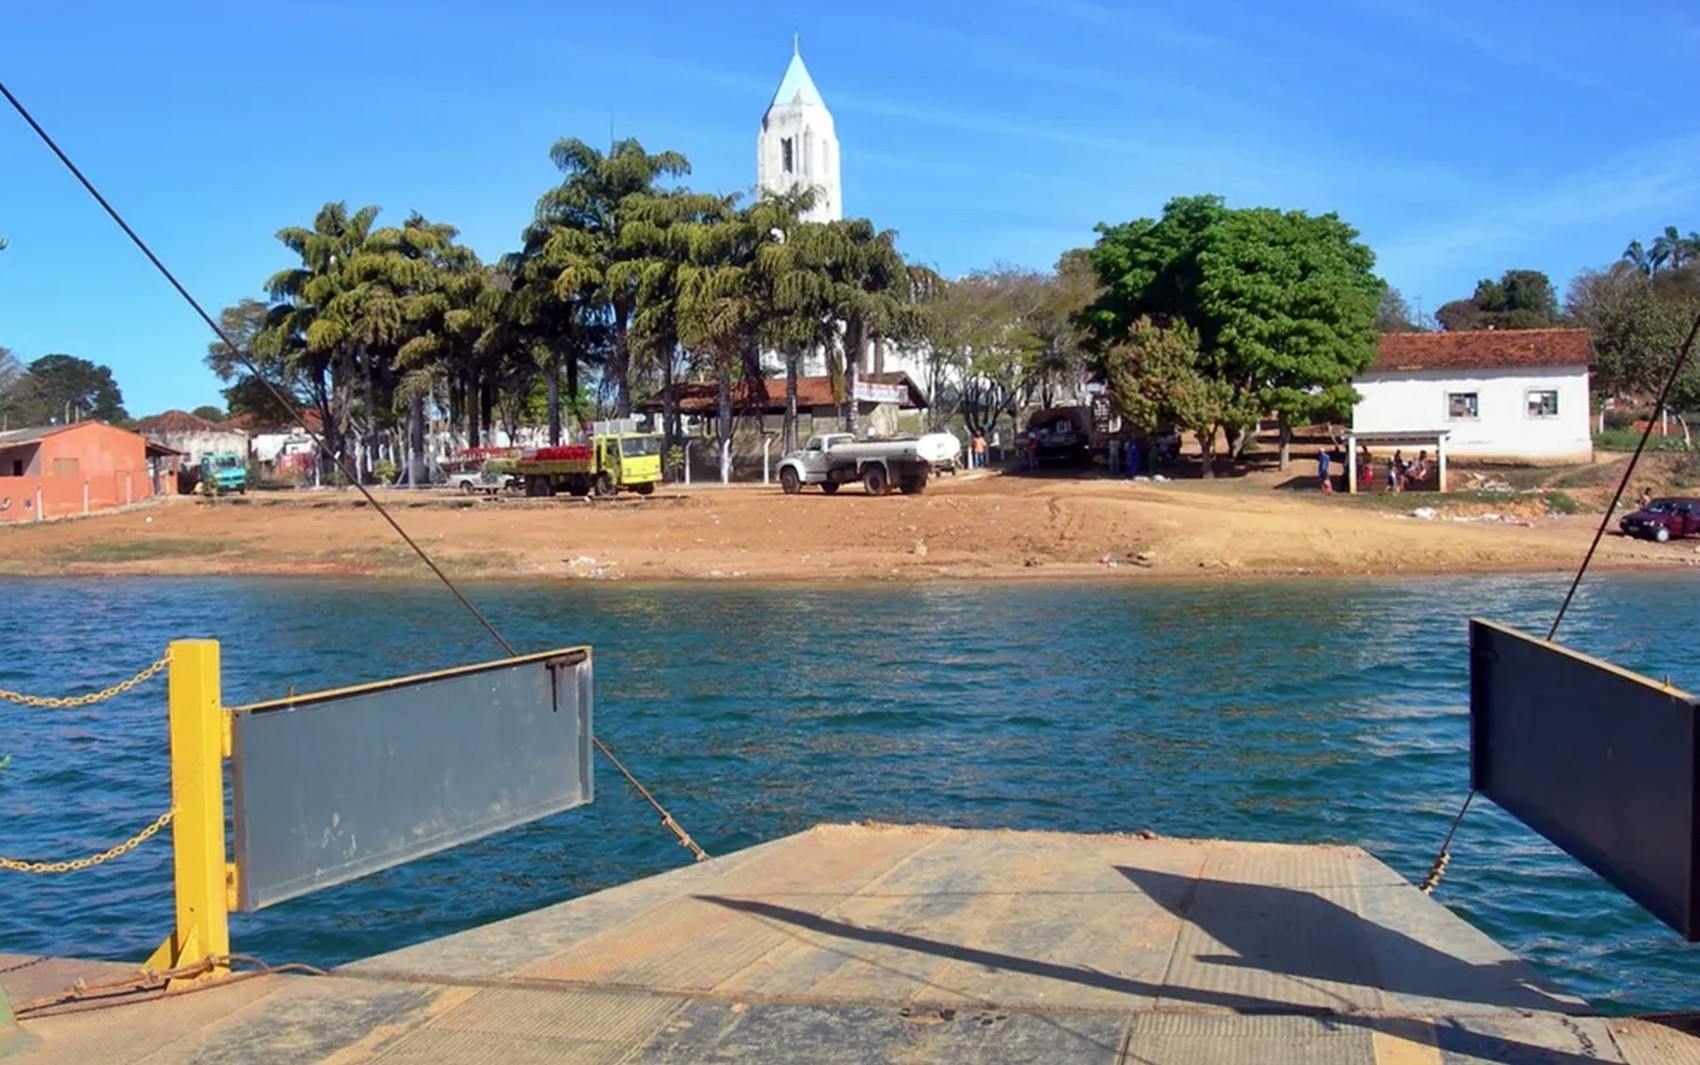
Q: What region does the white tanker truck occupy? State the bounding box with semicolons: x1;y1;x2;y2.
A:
777;432;960;496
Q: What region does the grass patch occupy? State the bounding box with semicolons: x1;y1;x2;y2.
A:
444;550;521;574
1593;429;1691;453
59;538;240;564
1339;488;1579;515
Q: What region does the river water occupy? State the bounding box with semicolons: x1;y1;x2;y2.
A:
2;574;1696;1012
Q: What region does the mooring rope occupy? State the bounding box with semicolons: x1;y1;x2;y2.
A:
0;78;710;864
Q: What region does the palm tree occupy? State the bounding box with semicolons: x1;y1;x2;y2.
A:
1651;226;1690;273
496;223;604;446
616;188;727;458
1621;240;1653;277
535;137;690;418
264;202;384;477
676;195;794;482
751;189;832;451
821;219;911;435
385;215;486;482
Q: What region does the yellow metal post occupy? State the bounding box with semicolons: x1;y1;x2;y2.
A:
144;640;230;979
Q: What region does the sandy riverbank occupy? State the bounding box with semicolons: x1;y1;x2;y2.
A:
0;465;1693;583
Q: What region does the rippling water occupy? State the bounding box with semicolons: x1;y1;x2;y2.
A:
2;574;1697;1012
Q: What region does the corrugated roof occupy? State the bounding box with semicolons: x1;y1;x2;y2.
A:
768;46;826;111
1368;328;1593;373
0;424;72;447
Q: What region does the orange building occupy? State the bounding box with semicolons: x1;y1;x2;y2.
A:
0;421;181;522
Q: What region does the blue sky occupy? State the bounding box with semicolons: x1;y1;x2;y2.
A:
3;0;1697;417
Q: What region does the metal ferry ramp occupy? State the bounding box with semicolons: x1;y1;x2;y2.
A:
5;821;1698;1064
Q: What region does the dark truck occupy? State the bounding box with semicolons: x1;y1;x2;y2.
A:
1619;497;1700;542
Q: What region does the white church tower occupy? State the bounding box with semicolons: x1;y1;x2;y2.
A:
757;39;841;222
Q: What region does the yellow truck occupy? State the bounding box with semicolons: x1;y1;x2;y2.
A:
507;433;663;498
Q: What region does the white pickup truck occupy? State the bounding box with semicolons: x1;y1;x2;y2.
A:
777;432;960;496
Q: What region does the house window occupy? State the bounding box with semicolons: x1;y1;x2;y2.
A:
1526;389;1559;418
781;137;794;174
1447;392;1479;420
7;460;19;477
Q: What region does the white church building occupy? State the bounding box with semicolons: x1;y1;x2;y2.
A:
756;42;933;391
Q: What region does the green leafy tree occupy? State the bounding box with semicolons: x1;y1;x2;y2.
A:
1568;265;1700;440
205;298;305;425
1103;316;1236;467
1437;269;1560;331
1084;195;1381;474
2;353;129;425
190;405;226;423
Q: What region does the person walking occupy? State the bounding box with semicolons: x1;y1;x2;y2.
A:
1318;448;1333;493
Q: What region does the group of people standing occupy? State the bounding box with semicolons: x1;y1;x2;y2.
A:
1316;446;1433;492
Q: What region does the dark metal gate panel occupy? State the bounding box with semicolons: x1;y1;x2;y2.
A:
231;647;593;911
1470;619;1699;940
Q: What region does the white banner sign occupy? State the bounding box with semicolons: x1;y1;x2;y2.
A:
853;381;906;405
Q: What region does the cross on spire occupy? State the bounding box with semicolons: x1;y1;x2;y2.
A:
793;31;800;55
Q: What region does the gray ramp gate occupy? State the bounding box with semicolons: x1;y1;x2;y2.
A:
230;647;593;911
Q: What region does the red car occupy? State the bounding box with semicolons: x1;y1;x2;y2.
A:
1619;497;1700;542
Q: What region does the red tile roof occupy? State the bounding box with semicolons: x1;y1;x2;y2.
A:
134;409;225;434
640;373;927;415
223;409;324;433
1367;329;1593;374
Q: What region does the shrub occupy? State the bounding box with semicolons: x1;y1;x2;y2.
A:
1602;408;1636;431
372;460;398;485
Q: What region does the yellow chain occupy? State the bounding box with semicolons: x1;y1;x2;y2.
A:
0;654;169;709
0;808;175;874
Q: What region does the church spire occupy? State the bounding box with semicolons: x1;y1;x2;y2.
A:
768;42;826;111
757;37;841;222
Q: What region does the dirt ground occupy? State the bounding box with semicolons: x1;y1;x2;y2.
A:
1;460;1696;583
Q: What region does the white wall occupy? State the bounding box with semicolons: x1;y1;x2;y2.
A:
1353;365;1591;462
150;429;250;466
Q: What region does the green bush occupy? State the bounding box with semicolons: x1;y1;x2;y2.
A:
1602;408;1637;431
1592;429;1691;453
372;460;398;485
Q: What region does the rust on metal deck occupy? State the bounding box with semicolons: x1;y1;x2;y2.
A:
6;823;1697;1063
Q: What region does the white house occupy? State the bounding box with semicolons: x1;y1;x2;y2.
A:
134;410;250;466
1352;329;1593;464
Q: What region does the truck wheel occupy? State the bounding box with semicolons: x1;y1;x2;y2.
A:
568;484;590;497
594;472;617;498
821;482;840;495
780;468;801;495
863;465;889;496
525;475;548;497
1656;525;1671;543
900;471;928;495
635;481;656;496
